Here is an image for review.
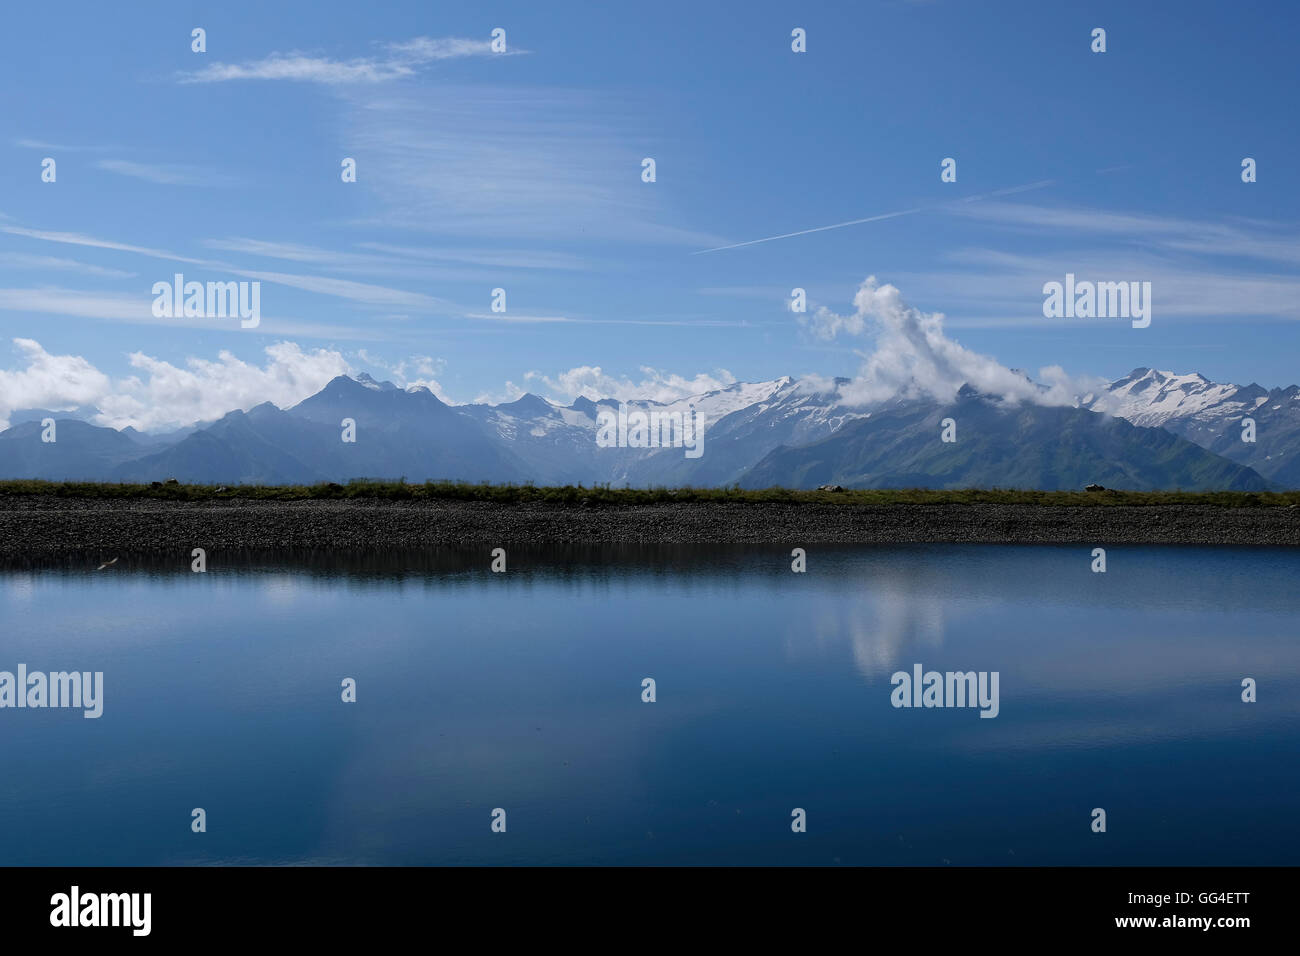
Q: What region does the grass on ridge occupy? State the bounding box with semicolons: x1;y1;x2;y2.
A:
0;479;1296;508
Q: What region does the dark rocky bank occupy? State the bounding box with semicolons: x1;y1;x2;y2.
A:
1;496;1298;562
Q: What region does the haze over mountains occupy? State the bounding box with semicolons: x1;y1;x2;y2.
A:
1;368;1293;491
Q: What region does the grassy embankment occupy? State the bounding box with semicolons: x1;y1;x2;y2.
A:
0;479;1297;508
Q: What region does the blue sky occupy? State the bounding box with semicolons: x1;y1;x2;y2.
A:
1;0;1297;429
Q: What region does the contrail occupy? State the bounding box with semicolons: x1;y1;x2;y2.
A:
691;208;923;254
692;179;1056;254
952;179;1056;203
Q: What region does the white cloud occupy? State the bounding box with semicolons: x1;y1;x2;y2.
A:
468;381;528;406
0;342;733;430
0;339;111;426
392;355;444;380
101;343;350;430
354;350;453;401
0;339;350;432
802;277;1102;407
523;365;737;404
178;35;518;86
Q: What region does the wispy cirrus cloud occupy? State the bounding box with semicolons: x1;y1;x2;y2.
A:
341;85;725;245
1;225;459;314
903;250;1300;323
236;268;446;310
202;237;400;269
464;311;750;328
858;203;1300;328
201;237;567;282
14;138;115;152
182;37;710;246
96;159;240;187
178;35;522;85
1;225;209;265
0;252;137;279
357;242;591;272
0;286;378;340
465;312;578;325
947;201;1300;267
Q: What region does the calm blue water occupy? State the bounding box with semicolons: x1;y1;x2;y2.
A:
1;544;1296;866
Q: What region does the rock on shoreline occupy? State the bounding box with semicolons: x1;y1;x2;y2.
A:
1;496;1297;561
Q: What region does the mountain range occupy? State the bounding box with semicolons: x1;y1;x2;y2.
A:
1;368;1295;491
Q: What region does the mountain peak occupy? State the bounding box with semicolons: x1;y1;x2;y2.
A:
355;372;399;391
497;393;553;415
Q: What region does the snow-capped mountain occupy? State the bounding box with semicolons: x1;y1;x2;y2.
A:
745;384;1269;492
1083;368;1247;427
1082;368;1300;485
454;376;848;486
0;368;1292;490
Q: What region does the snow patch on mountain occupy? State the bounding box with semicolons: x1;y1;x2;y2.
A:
1085;367;1252;426
650;377;792;425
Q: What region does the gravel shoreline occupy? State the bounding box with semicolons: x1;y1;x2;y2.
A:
2;496;1298;560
